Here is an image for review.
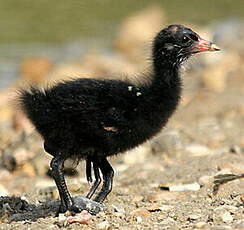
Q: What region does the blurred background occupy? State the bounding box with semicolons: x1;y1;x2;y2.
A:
0;1;244;228
0;0;243;88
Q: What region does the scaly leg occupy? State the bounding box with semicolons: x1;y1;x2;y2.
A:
50;155;81;213
94;157;114;203
86;159;101;199
86;157;93;184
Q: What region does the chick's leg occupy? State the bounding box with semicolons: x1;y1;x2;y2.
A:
86;159;101;199
50;155;80;213
94;157;114;203
86;157;93;184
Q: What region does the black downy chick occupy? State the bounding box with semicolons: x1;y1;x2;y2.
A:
18;25;220;213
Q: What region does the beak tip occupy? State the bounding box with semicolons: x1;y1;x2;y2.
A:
210;43;221;51
194;38;221;53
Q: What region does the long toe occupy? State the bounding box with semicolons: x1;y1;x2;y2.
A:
69;204;84;214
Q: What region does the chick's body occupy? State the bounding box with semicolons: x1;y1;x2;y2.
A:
22;77;180;159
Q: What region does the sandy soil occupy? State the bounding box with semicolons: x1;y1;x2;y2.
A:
0;76;243;230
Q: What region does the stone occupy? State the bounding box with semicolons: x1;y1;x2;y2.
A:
13;148;33;166
194;222;207;229
213;207;234;224
21;162;36;177
146;191;188;202
20;56;53;84
114;6;166;60
221;211;233;224
131;195;144;202
123;144;151;165
169;182;201;192
158;205;173;212
151;129;183;155
240;194;244;203
0;184;9;196
66;210;93;225
1;152;17;171
0;169;11;180
96;221;111;230
72;196;105;215
187;214;201;221
159;182;201;192
202;65;227;92
185;144;212;156
136;216;143;223
130;208;150;216
58;213;67;226
199;175;214;186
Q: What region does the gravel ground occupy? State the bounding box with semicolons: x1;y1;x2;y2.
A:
0;79;243;230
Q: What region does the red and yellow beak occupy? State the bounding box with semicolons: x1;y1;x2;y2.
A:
192;38;220;53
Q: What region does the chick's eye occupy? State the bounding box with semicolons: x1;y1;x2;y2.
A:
189;34;199;41
182;36;190;43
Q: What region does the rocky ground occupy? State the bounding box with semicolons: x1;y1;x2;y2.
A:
0;7;244;230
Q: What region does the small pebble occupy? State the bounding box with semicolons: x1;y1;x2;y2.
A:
13;148;31;165
186;144;212;156
198;175;214;185
221;211;233;224
161;182;201;192
229;145;241;154
213;207;235;224
187;214;201;221
67;210;93;225
0;184;9;196
111;205;125;217
96;221;111;230
194;222;207;229
146;191;188;202
240;194;244;203
58;214;67;226
147;205;163;212
158;205;173;211
123;144;151;164
131;195;144;202
136;216;142;223
130;208;150;216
